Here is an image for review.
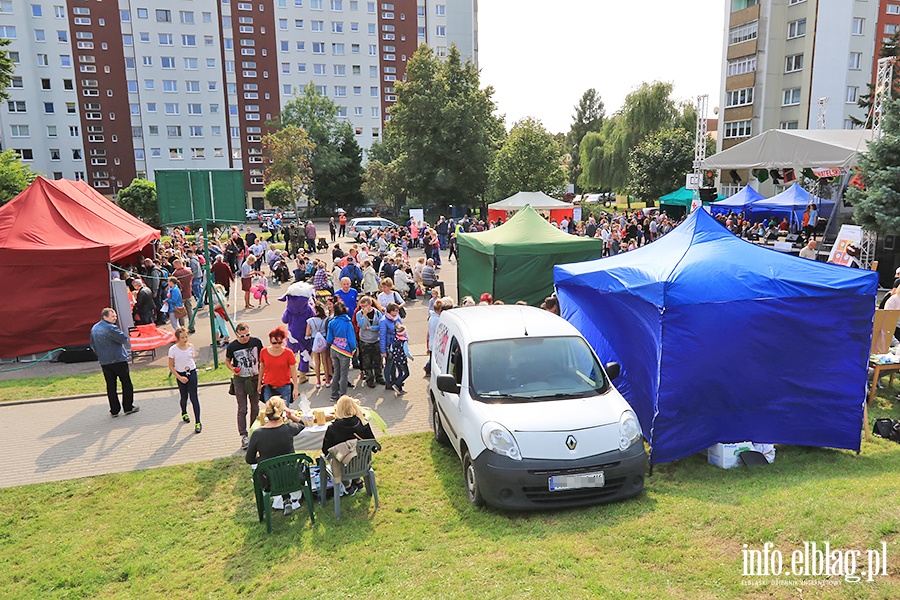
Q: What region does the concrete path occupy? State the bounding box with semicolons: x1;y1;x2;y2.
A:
0;231;456;489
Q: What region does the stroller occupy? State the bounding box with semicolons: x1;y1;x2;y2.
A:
316;237;329;252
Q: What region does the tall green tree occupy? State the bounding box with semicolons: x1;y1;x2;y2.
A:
263;180;295;208
386;44;505;212
0;149;36;206
626;128;694;201
277;83;365;213
489;118;566;200
565;89;605;192
579;81;681;193
0;39;16;102
116;178;158;226
846;98;900;235
262;124;315;206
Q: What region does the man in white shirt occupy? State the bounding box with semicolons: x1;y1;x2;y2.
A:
798;240;817;260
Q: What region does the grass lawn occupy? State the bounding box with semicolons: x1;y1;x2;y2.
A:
1;425;898;599
0;364;232;403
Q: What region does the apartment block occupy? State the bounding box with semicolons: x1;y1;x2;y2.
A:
718;0;878;195
0;0;476;203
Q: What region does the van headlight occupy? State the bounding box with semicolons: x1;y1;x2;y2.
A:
481;421;522;461
618;411;641;451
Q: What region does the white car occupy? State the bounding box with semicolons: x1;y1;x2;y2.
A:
429;305;646;510
245;208;259;220
347;217;399;240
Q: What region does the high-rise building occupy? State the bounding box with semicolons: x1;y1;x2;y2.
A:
718;0;879;195
0;0;477;203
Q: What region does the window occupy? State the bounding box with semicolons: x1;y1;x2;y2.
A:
726;56;756;77
15;149;34;161
72;149;81;159
331;0;343;9
312;0;323;8
334;85;347;96
167;125;181;137
298;63;307;73
139;32;150;43
888;4;900;15
57;31;67;43
849;52;862;70
182;35;196;47
852;18;864;36
10;125;29;137
44;102;55;113
436;4;445;15
314;63;326;75
729;21;758;45
37;54;49;67
161;57;175;69
315;85;327;95
334;64;346;76
47;125;58;137
886;24;900;35
156;9;171;22
144;79;155;90
146;102;156;112
846;86;859;103
371;106;379;117
370;86;378;97
188;103;202;115
165;103;179;115
184;58;199;69
332;43;345;54
41;78;51;90
169;148;184;159
332;21;343;33
436;25;446;37
191;148;205;159
283;84;292;95
137;7;148;18
69;126;79;136
180;10;194;24
788;18;806;39
127;81;138;93
723;120;752;138
725;87;754;107
63;79;73;90
785;54;803;73
313;42;325;53
159;33;173;46
142;56;153;67
34;29;46;43
297;41;306;51
190;126;203;137
312;20;324;31
782;87;801;106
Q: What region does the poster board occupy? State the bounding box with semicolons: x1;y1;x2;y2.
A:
155;170;246;226
409;208;424;226
828;224;863;267
871;309;900;355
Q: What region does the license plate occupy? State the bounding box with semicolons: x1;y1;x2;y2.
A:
548;471;605;491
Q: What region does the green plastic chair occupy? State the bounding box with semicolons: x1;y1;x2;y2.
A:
317;439;382;519
253;453;316;533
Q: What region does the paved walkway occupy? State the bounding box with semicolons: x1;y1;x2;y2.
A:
0;233;456;489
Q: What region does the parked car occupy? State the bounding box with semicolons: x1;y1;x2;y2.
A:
245;208;259;221
282;210;297;221
429;305;646;510
257;209;276;221
347;217;399;240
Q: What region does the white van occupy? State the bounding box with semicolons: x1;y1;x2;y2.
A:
429;305;646;510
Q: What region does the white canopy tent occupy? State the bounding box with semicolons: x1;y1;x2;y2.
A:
488;191;572;210
701;129;873;170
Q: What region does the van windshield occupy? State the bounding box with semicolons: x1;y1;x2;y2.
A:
468;336;609;402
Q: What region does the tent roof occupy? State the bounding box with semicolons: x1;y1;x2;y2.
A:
554;207;874;307
458;204;602;256
0;176;160;261
750;182;833;211
659;186;724;206
710;185;765;212
701;129;873;170
488;191;572;210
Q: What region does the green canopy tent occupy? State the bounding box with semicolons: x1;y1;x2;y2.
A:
658;186;725;218
457;205;604;306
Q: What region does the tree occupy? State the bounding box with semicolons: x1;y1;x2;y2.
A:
277;83;365;213
565;89;605;192
386;44;505;212
489;118;566;200
261;124;315;207
626;128;694;201
116;178;158;226
0;149;36;206
846;98;900;235
263;180;295;208
579;81;681;193
0;39;16;102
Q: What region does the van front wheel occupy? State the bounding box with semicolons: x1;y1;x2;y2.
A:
463;450;485;507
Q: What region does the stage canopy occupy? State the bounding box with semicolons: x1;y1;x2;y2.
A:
0;177;160;357
554;208;876;464
487;191;574;225
701;129;873;170
459;205;602;306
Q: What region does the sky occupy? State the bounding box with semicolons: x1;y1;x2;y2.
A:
477;0;727;134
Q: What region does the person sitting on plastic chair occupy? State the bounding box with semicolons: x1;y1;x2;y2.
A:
322;395;377;496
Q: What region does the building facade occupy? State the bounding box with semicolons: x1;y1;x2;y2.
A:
0;0;476;203
718;0;880;195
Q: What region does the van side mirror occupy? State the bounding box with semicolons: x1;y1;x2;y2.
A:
436;374;460;394
605;362;620;381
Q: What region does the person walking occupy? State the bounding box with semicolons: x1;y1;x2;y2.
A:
164;276;185;329
338;213;347;237
257;327;300;405
168;327;202;433
172;258;195;333
326;299;357;401
355;296;384;388
226;322;263;450
90;308;139;418
379;302;402;392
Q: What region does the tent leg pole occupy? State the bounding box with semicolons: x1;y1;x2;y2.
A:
202;218;219;369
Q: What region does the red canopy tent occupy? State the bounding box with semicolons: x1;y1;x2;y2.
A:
0;177;160;358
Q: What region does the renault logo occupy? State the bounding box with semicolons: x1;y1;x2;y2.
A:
566;435;577;450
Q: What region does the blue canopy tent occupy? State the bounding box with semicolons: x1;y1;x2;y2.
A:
554;208;876;464
710;185;765;215
749;182;835;229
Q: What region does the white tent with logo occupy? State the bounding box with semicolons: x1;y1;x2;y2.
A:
701;129;872;170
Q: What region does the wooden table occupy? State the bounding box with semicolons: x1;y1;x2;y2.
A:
868;360;900;404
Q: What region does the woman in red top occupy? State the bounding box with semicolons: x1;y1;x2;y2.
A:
257;327;299;405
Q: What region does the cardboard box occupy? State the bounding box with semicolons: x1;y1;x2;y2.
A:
707;441;753;469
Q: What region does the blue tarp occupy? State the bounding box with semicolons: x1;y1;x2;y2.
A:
710;185;765;215
749;182;835;229
554;208;877;464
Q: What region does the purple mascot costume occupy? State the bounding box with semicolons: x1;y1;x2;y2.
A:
280;282;315;382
